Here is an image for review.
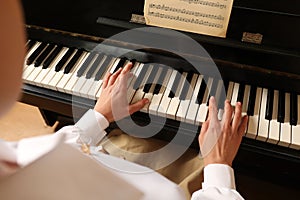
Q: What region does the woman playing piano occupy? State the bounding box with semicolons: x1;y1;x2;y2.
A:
0;0;248;199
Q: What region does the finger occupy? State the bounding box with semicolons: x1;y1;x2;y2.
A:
221;99;233;126
116;70;130;92
207;96;218;121
200;119;209;134
198;120;209;145
238;115;248;135
232;102;242;132
121;62;132;74
128;98;149;114
102;72;111;88
108;67;122;86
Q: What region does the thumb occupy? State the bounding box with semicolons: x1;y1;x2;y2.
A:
129;98;149;114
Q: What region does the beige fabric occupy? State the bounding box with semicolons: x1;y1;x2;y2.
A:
99;129;204;199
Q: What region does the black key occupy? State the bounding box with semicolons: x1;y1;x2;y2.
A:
290;92;298;126
113;57;127;73
34;43;55;67
85;53;105;79
179;72;194;100
143;65;159;93
26;40;36;51
133;64;149;90
237;83;245;103
77;51;97;77
130;59;136;67
247;86;257;116
55;48;75;72
42;45;63;69
26;42;47;65
168;69;183;98
265;89;274;120
196;78;207;104
64;49;84;74
94;55;114;81
277;91;285;123
153;66;168;94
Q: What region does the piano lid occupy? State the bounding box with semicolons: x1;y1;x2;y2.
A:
22;0;300;74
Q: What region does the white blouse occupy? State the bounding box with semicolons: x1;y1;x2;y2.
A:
0;109;244;200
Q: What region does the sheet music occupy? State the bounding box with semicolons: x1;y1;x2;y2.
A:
144;0;234;38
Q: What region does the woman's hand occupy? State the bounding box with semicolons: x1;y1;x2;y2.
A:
199;97;248;167
94;62;149;123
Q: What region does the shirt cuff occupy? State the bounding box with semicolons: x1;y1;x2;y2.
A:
75;109;109;146
202;164;236;190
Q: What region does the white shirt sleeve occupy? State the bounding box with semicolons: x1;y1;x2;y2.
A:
55;109;109;146
191;164;244;200
0;109;109;168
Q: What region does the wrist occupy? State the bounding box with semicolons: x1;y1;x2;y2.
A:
204;158;232;167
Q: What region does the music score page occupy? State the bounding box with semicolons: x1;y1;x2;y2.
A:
144;0;234;38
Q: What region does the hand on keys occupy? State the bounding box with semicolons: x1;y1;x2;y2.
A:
199;96;248;167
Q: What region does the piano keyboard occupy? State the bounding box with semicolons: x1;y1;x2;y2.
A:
23;40;300;150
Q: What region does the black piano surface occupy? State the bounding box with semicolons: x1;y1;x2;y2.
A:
21;0;300;189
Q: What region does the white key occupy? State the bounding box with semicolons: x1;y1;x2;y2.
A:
63;52;96;94
226;81;234;100
86;56;117;99
40;47;69;88
23;41;41;72
291;95;300;149
127;63;144;103
268;90;280;144
149;68;172;115
79;54;106;98
23;42;43;81
127;62;141;89
30;45;60;86
166;72;187;120
141;67;163;113
195;77;213;124
230;83;239;106
26;64;43;84
257;88;269;141
33;60;56;87
24;43;52;84
278;93;291;147
33;45;62;87
185;75;203;124
25;43;57;84
109;58;121;74
56;51;88;93
157;70;177;117
95;57;119;99
48;48;77;90
246;87;262;139
131;65;153;104
176;73;198;122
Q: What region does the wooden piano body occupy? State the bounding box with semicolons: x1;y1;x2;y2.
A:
21;0;300;187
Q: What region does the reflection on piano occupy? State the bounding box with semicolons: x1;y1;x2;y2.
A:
21;0;300;186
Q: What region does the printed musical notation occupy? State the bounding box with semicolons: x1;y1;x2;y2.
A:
144;0;234;38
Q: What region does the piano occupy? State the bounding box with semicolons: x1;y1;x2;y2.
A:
21;0;300;187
